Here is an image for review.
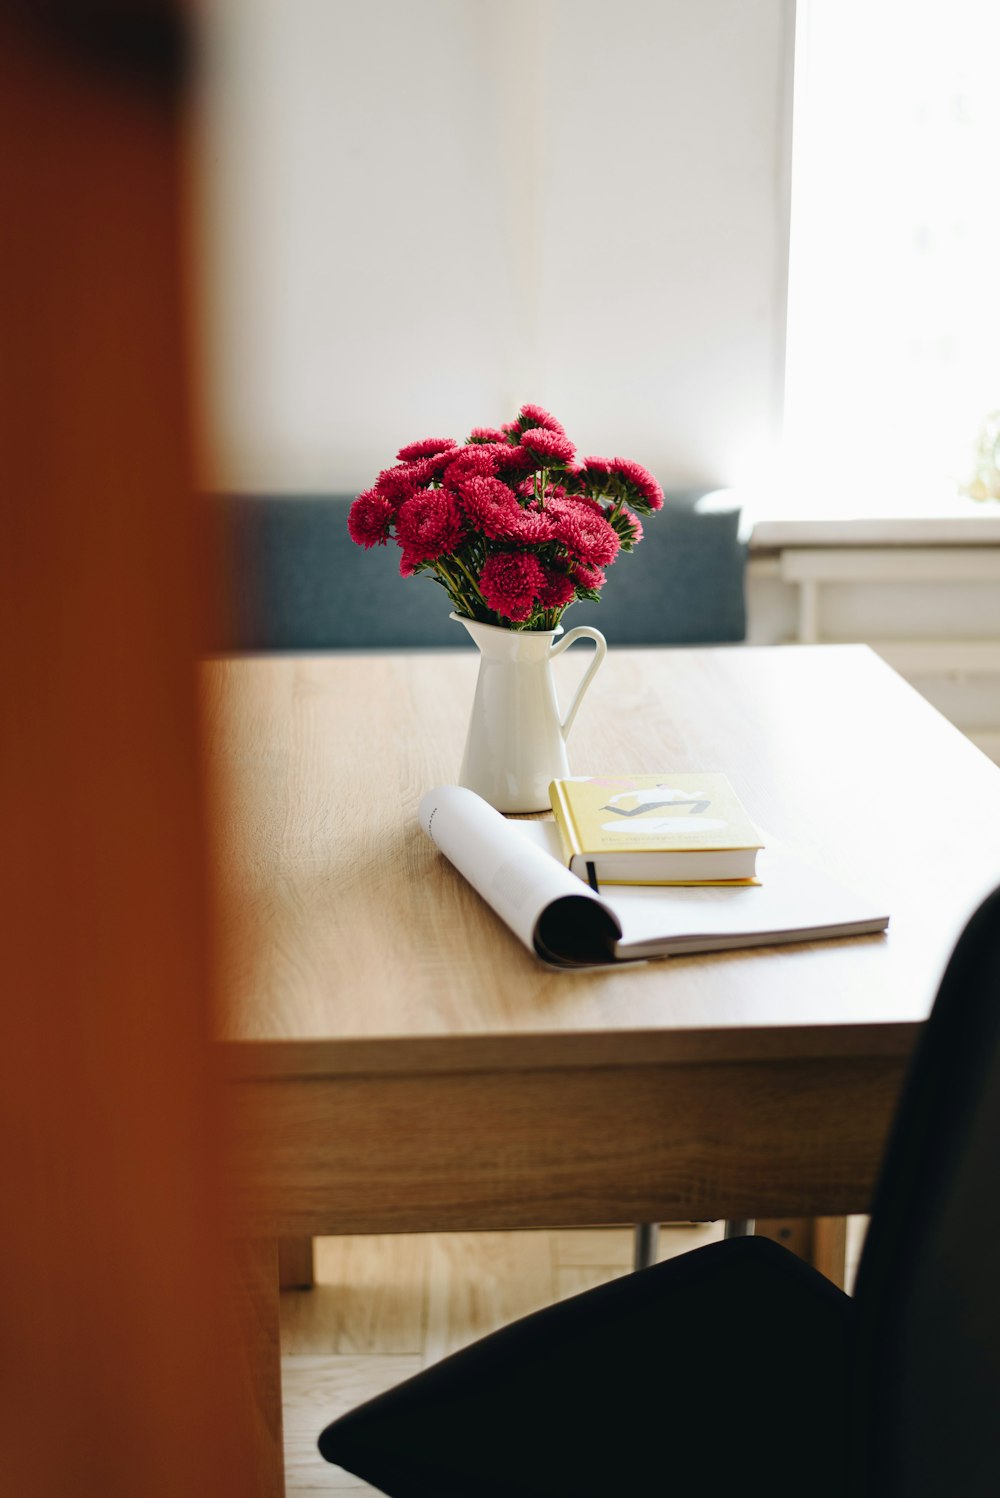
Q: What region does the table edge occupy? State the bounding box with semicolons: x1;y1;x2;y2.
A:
216;1021;922;1080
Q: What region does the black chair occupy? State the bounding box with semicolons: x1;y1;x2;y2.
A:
317;883;1000;1497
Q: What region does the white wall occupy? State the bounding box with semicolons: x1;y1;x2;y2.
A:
195;0;795;494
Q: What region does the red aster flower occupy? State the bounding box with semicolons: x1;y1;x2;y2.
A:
547;493;604;522
494;444;538;480
352;408;659;629
413;449;461;483
394;489;465;563
578;456;613;484
396;437;458;462
570;562;606;591
444;445;502;486
519;427;576;465
610;456;664;511
508;507;558;544
537;568;576;609
479;551;547;623
516;403;566;436
449;441;535;489
347;487;395;548
375;464;422;505
455;476;523;539
561;492;605;517
551;500;620;567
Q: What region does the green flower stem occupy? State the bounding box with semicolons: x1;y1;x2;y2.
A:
432;560;470;613
448;554;490;609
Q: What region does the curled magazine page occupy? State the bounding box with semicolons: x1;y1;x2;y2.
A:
419;786;622;966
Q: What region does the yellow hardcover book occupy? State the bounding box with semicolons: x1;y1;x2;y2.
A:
548;774;763;886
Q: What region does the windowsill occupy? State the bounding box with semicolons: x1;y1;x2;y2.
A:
746;499;1000;551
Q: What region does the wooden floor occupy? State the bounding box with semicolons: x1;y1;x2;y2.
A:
281;1219;868;1493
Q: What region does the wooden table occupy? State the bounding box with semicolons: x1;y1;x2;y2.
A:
206;644;1000;1495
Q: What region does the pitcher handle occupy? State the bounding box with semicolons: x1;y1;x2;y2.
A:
549;625;607;739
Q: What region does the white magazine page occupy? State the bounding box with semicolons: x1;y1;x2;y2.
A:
603;846;888;957
511;820;888;957
419;786;621;963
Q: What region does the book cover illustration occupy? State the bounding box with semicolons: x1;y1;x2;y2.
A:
551;775;762;852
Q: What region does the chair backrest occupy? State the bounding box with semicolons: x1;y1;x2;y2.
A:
851;882;1000;1495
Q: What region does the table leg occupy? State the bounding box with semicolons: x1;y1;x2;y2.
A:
233;1237;285;1498
278;1237;315;1290
755;1216;849;1289
632;1222;660;1270
812;1216;849;1288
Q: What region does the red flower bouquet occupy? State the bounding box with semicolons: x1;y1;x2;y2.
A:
348;404;663;631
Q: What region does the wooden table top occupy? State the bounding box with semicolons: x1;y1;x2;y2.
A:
204;644;1000;1077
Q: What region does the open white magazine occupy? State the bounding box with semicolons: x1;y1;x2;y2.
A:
420;785;889;969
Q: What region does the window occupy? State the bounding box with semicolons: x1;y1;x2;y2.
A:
779;0;1000;516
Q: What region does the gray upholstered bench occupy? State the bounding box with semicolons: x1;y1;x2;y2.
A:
211;489;746;651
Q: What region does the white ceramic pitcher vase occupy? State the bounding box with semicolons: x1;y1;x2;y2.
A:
451;612;607;813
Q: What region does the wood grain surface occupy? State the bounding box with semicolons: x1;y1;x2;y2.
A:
227;1054;902;1235
206;645;1000;1068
